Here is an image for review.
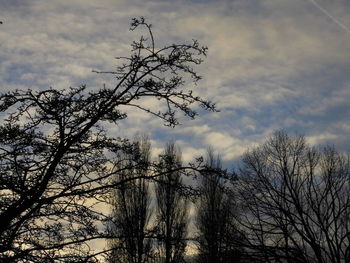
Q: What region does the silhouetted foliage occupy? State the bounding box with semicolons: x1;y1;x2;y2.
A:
107;136;154;263
2;14;349;263
155;143;188;263
196;150;241;263
237;131;350;263
0;17;214;262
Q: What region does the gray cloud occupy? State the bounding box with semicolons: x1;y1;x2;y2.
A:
1;0;349;167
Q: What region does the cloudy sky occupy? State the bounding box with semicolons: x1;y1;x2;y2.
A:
1;0;350;165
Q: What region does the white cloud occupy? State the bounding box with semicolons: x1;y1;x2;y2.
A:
306;133;339;146
204;131;250;160
1;0;349;164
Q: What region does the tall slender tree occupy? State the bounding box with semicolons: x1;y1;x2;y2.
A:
196;150;241;263
108;136;154;263
155;143;188;263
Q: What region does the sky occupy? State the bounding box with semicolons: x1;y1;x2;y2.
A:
1;0;350;166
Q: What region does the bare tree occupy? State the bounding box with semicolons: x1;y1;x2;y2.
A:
108;136;154;263
196;149;241;263
0;17;215;262
155;143;189;263
238;131;350;263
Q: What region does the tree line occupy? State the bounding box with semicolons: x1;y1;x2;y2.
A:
106;132;350;263
106;137;241;263
0;18;349;262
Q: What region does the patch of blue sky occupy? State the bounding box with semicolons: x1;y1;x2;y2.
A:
1;0;350;169
3;64;35;85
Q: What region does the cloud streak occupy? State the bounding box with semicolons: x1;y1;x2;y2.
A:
307;0;350;34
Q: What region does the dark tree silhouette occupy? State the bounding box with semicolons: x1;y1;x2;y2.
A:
0;17;215;262
196;150;241;263
155;143;188;263
238;131;350;263
107;136;154;263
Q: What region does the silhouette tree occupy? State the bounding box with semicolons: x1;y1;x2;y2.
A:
155;143;188;263
238;131;350;263
196;150;241;263
0;17;215;262
107;136;154;263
